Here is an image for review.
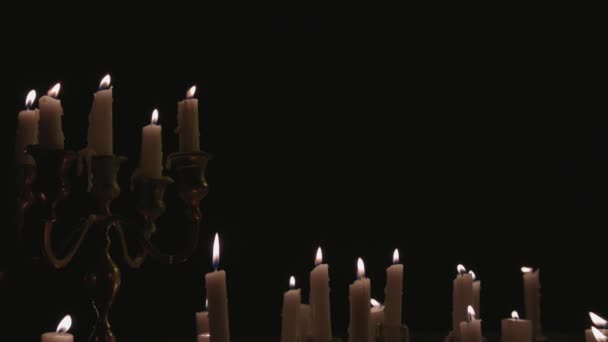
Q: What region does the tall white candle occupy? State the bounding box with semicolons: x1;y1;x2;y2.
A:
15;90;39;164
299;304;313;342
139;109;163;178
453;265;473;332
281;276;301;342
310;247;332;341
459;306;482;342
501;311;532;342
522;266;542;339
384;249;403;326
87;75;113;155
41;315;73;342
196;299;209;335
469;270;480;317
586;326;608;342
349;258;371;342
369;299;384;342
176;85;200;152
205;233;230;342
38;83;64;149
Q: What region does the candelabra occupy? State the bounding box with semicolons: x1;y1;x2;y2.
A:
16;145;210;342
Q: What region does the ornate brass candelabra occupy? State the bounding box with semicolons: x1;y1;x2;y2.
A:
16;146;210;341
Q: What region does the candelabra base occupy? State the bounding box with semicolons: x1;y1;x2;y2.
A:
444;330;487;342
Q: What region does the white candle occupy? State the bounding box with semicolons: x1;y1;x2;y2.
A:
501;311;532;342
205;233;230;342
198;333;211;342
522;266;542;339
38;83;64;149
299;304;312;342
469;270;480;317
369;299;384;342
87;75;113;155
459;306;482;342
176;85;200;152
15;90;39;164
384;249;403;327
196;299;209;334
41;315;73;342
586;326;608;342
139;109;163;178
310;247;332;341
349;258;371;342
453;265;473;332
281;276;301;342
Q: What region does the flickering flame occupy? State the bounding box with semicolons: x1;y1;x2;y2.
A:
205;298;208;310
315;247;323;266
591;312;608;327
467;305;476;321
56;315;72;333
187;85;197;99
25;90;36;108
99;74;111;89
357;258;365;279
457;264;466;274
511;311;519;320
469;270;476;281
592;327;607;342
370;299;381;308
393;249;399;264
48;83;61;98
521;266;533;273
212;233;220;270
151;109;159;125
289;276;295;289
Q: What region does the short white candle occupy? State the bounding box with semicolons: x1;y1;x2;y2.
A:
310;247;332;341
205;233;230;342
87;75;113;155
453;265;473;332
196;299;209;335
139;109;163;178
469;270;480;317
38;83;64;149
41;315;73;342
369;299;384;342
176;85;200;152
521;266;543;339
501;310;532;342
15;90;39;164
459;306;482;342
281;276;301;342
349;258;371;342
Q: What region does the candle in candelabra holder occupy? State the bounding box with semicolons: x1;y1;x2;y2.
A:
206;233;230;342
38;83;65;149
502;310;532;342
349;258;370;342
452;264;473;335
370;299;385;342
42;315;73;342
176;85;201;152
15;89;39;165
282;276;301;342
196;299;210;336
310;246;332;342
469;270;480;317
521;266;546;341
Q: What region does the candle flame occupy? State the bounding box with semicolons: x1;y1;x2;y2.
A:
457;264;466;274
521;266;533;273
467;305;476;321
591;312;608;327
393;249;399;264
187;85;197;99
357;258;365;279
212;233;220;270
592;327;607;342
205;298;208;310
201;333;211;338
56;315;72;333
370;299;381;308
25;90;36;108
315;247;323;266
469;270;476;280
99;74;111;89
151;109;159;125
511;311;519;320
289;276;295;289
48;83;61;98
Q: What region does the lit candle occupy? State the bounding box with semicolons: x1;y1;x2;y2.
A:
459;306;482;342
38;83;64;149
502;310;532;342
521;266;543;340
299;304;313;342
139;109;163;178
469;270;480;317
349;258;371;342
205;233;230;342
310;246;332;341
281;276;301;342
196;299;209;335
15;90;39;164
452;264;473;333
41;315;73;342
198;333;211;342
176;85;200;152
369;299;385;341
586;312;608;342
384;249;403;326
87;74;113;155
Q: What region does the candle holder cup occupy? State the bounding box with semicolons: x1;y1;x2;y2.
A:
17;146;211;342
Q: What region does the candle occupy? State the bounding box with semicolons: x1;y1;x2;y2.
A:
205;233;230;342
310;247;332;341
299;304;312;342
87;74;113;155
459;306;482;342
586;313;608;342
38;83;64;149
369;299;385;341
41;315;73;342
502;310;532;342
196;299;209;335
281;276;301;342
15;90;39;164
139;109;163;178
176;85;200;152
198;333;211;342
522;266;543;339
384;249;403;327
469;270;480;317
452;264;473;332
349;258;371;342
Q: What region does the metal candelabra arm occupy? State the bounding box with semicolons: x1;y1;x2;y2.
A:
43;216;95;269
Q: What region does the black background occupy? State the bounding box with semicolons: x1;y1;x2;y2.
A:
0;6;606;340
